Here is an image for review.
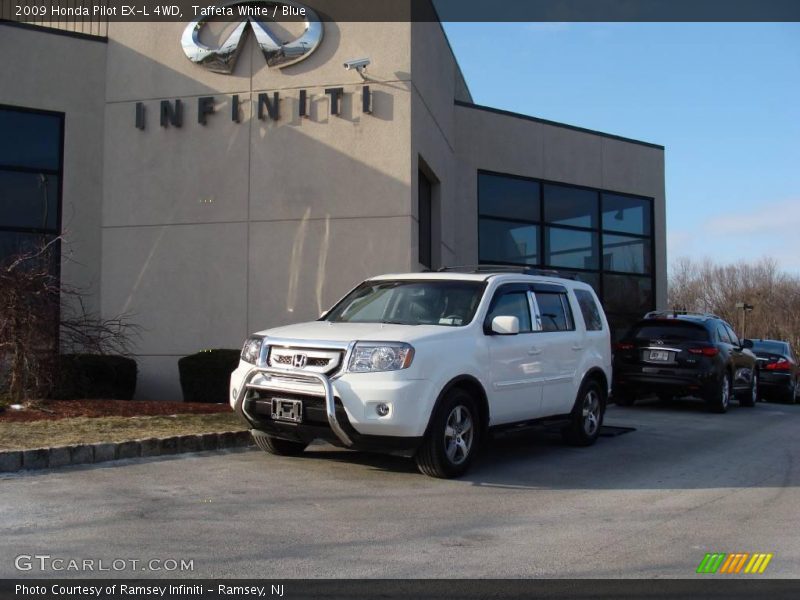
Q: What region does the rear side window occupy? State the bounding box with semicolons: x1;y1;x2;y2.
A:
631;322;710;342
534;291;573;332
574;289;603;331
717;325;731;344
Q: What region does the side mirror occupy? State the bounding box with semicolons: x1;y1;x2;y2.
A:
491;315;520;335
742;339;753;349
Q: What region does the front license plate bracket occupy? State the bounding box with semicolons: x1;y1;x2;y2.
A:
271;398;303;423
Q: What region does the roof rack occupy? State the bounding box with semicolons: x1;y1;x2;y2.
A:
437;265;577;279
644;310;721;320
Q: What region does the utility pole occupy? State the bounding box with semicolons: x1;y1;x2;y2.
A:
735;302;754;338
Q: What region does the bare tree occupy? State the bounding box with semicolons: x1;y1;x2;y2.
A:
0;237;139;403
668;256;800;351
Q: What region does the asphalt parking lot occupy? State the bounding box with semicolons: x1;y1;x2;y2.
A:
1;399;799;579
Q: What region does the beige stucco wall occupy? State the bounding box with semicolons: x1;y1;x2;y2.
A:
0;24;106;315
101;20;414;399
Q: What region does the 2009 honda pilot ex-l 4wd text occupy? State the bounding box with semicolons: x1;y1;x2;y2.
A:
230;268;612;478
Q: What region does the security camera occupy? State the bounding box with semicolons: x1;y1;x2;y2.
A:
343;58;370;72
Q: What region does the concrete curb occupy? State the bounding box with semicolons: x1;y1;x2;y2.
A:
0;431;253;473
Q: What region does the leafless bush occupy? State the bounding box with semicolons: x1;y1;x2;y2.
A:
668;256;800;350
0;238;139;402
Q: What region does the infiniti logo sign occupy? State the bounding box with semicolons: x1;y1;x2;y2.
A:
181;0;324;74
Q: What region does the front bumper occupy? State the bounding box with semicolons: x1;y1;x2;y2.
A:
230;366;426;455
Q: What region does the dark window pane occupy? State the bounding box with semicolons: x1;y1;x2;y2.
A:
602;274;653;316
0;109;61;171
543;184;598;228
603;233;651;274
545;227;598;270
724;324;740;346
574;289;603;331
479;219;538;265
488;291;532;333
717;325;731;344
0;170;59;231
418;170;432;269
535;292;572;332
0;231;59;274
558;270;600;293
602;193;651;235
478;173;539;221
630;323;709;342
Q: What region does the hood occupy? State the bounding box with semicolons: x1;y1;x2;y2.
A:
253;320;461;344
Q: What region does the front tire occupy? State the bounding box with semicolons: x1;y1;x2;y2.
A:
706;372;731;413
563;379;605;446
252;430;308;456
415;388;479;479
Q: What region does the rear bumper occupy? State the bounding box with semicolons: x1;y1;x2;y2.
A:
614;367;718;396
759;372;794;395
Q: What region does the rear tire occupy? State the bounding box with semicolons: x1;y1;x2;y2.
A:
252;430;308;456
415;388;480;479
706;372;731;413
563;379;605;446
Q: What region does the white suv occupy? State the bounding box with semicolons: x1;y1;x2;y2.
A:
230;268;612;478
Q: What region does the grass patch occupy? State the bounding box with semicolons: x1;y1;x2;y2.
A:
0;412;246;450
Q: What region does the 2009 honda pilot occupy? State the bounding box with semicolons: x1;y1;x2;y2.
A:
230;267;612;478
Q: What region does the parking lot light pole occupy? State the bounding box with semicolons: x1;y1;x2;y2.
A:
735;302;754;338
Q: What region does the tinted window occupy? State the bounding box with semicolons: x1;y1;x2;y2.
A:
0;171;59;231
632;323;710;342
487;291;532;333
535;292;572;332
603;274;653;315
723;324;740;347
0;109;62;171
545;227;598;270
603;234;650;274
543;184;597;228
418;170;432;268
751;340;790;355
717;325;731;344
602;193;651;235
478;173;539;221
479;220;538;265
574;289;603;331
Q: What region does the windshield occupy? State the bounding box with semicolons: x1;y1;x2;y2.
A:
325;280;485;326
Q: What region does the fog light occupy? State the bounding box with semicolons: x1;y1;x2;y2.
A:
376;403;390;417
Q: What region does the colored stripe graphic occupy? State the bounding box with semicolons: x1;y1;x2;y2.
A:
697;553;727;574
697;552;773;574
744;553;773;574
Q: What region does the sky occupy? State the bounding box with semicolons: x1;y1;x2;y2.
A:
440;22;800;274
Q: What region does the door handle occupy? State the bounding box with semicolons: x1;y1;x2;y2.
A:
571;345;583;351
528;346;542;356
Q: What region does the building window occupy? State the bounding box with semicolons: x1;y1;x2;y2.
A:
477;171;654;338
0;104;63;290
418;169;433;269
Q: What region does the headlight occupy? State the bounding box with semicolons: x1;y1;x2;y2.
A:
348;342;414;373
240;336;265;364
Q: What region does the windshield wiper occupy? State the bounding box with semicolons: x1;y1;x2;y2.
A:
380;320;418;325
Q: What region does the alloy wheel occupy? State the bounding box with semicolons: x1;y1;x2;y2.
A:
582;390;601;436
444;405;474;465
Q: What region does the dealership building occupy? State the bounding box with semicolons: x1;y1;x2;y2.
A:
0;4;666;400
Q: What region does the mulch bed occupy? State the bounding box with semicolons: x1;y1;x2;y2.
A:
0;399;231;423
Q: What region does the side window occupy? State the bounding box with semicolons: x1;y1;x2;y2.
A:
574;289;603;331
487;291;532;333
534;292;573;332
716;325;731;344
724;324;740;347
